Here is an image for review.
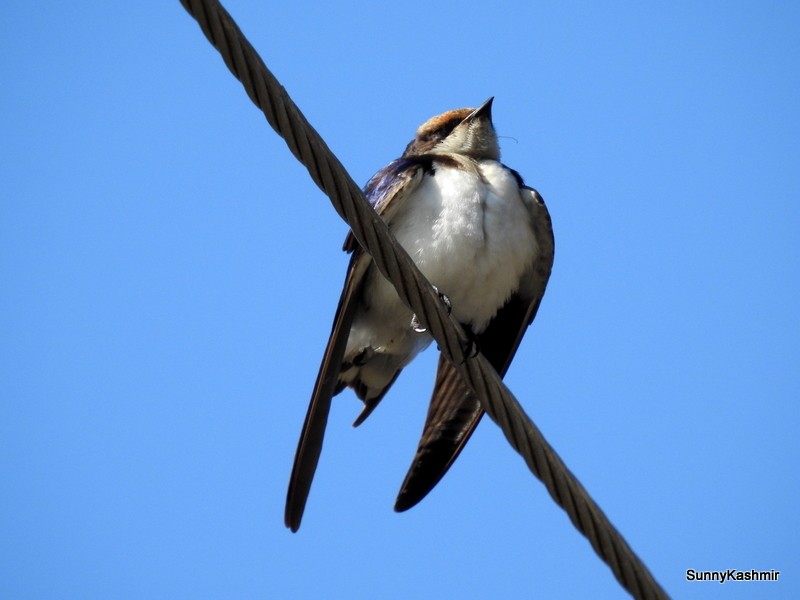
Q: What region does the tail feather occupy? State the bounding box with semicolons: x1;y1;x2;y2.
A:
395;355;483;511
284;257;363;532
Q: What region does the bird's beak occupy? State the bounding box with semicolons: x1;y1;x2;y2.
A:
466;97;494;122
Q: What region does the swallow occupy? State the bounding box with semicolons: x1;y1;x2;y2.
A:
285;97;554;531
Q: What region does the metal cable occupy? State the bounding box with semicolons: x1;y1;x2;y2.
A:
179;1;669;597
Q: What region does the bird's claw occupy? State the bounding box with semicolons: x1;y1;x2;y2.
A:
460;326;480;363
410;286;452;333
436;287;452;314
410;313;426;333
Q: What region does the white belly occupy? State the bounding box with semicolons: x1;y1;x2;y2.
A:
391;160;537;331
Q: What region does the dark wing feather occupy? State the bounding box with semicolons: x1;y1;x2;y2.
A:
284;252;368;531
394;187;554;512
285;160;425;531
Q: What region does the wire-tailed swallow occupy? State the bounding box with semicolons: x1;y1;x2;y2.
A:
285;98;554;531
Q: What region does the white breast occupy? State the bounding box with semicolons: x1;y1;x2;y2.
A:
392;159;538;332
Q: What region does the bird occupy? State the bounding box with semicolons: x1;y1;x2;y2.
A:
285;97;554;531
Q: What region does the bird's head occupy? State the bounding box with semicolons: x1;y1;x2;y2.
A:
402;97;499;160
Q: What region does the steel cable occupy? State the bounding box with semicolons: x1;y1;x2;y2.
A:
179;1;669;597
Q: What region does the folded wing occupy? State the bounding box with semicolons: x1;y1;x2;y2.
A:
394;187;555;511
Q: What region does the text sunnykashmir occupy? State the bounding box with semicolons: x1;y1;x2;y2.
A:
686;569;780;584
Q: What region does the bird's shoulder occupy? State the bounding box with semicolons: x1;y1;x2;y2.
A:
342;154;467;253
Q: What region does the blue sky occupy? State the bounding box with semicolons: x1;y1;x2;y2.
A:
2;2;798;598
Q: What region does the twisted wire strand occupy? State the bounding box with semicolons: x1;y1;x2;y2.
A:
179;1;669;598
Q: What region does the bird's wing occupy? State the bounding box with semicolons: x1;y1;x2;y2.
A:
285;159;425;531
284;251;367;531
394;186;555;512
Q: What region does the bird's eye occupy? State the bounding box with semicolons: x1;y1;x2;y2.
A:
441;118;462;137
427;118;462;143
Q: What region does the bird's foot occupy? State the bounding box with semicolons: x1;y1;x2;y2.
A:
460;325;480;362
410;286;451;333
